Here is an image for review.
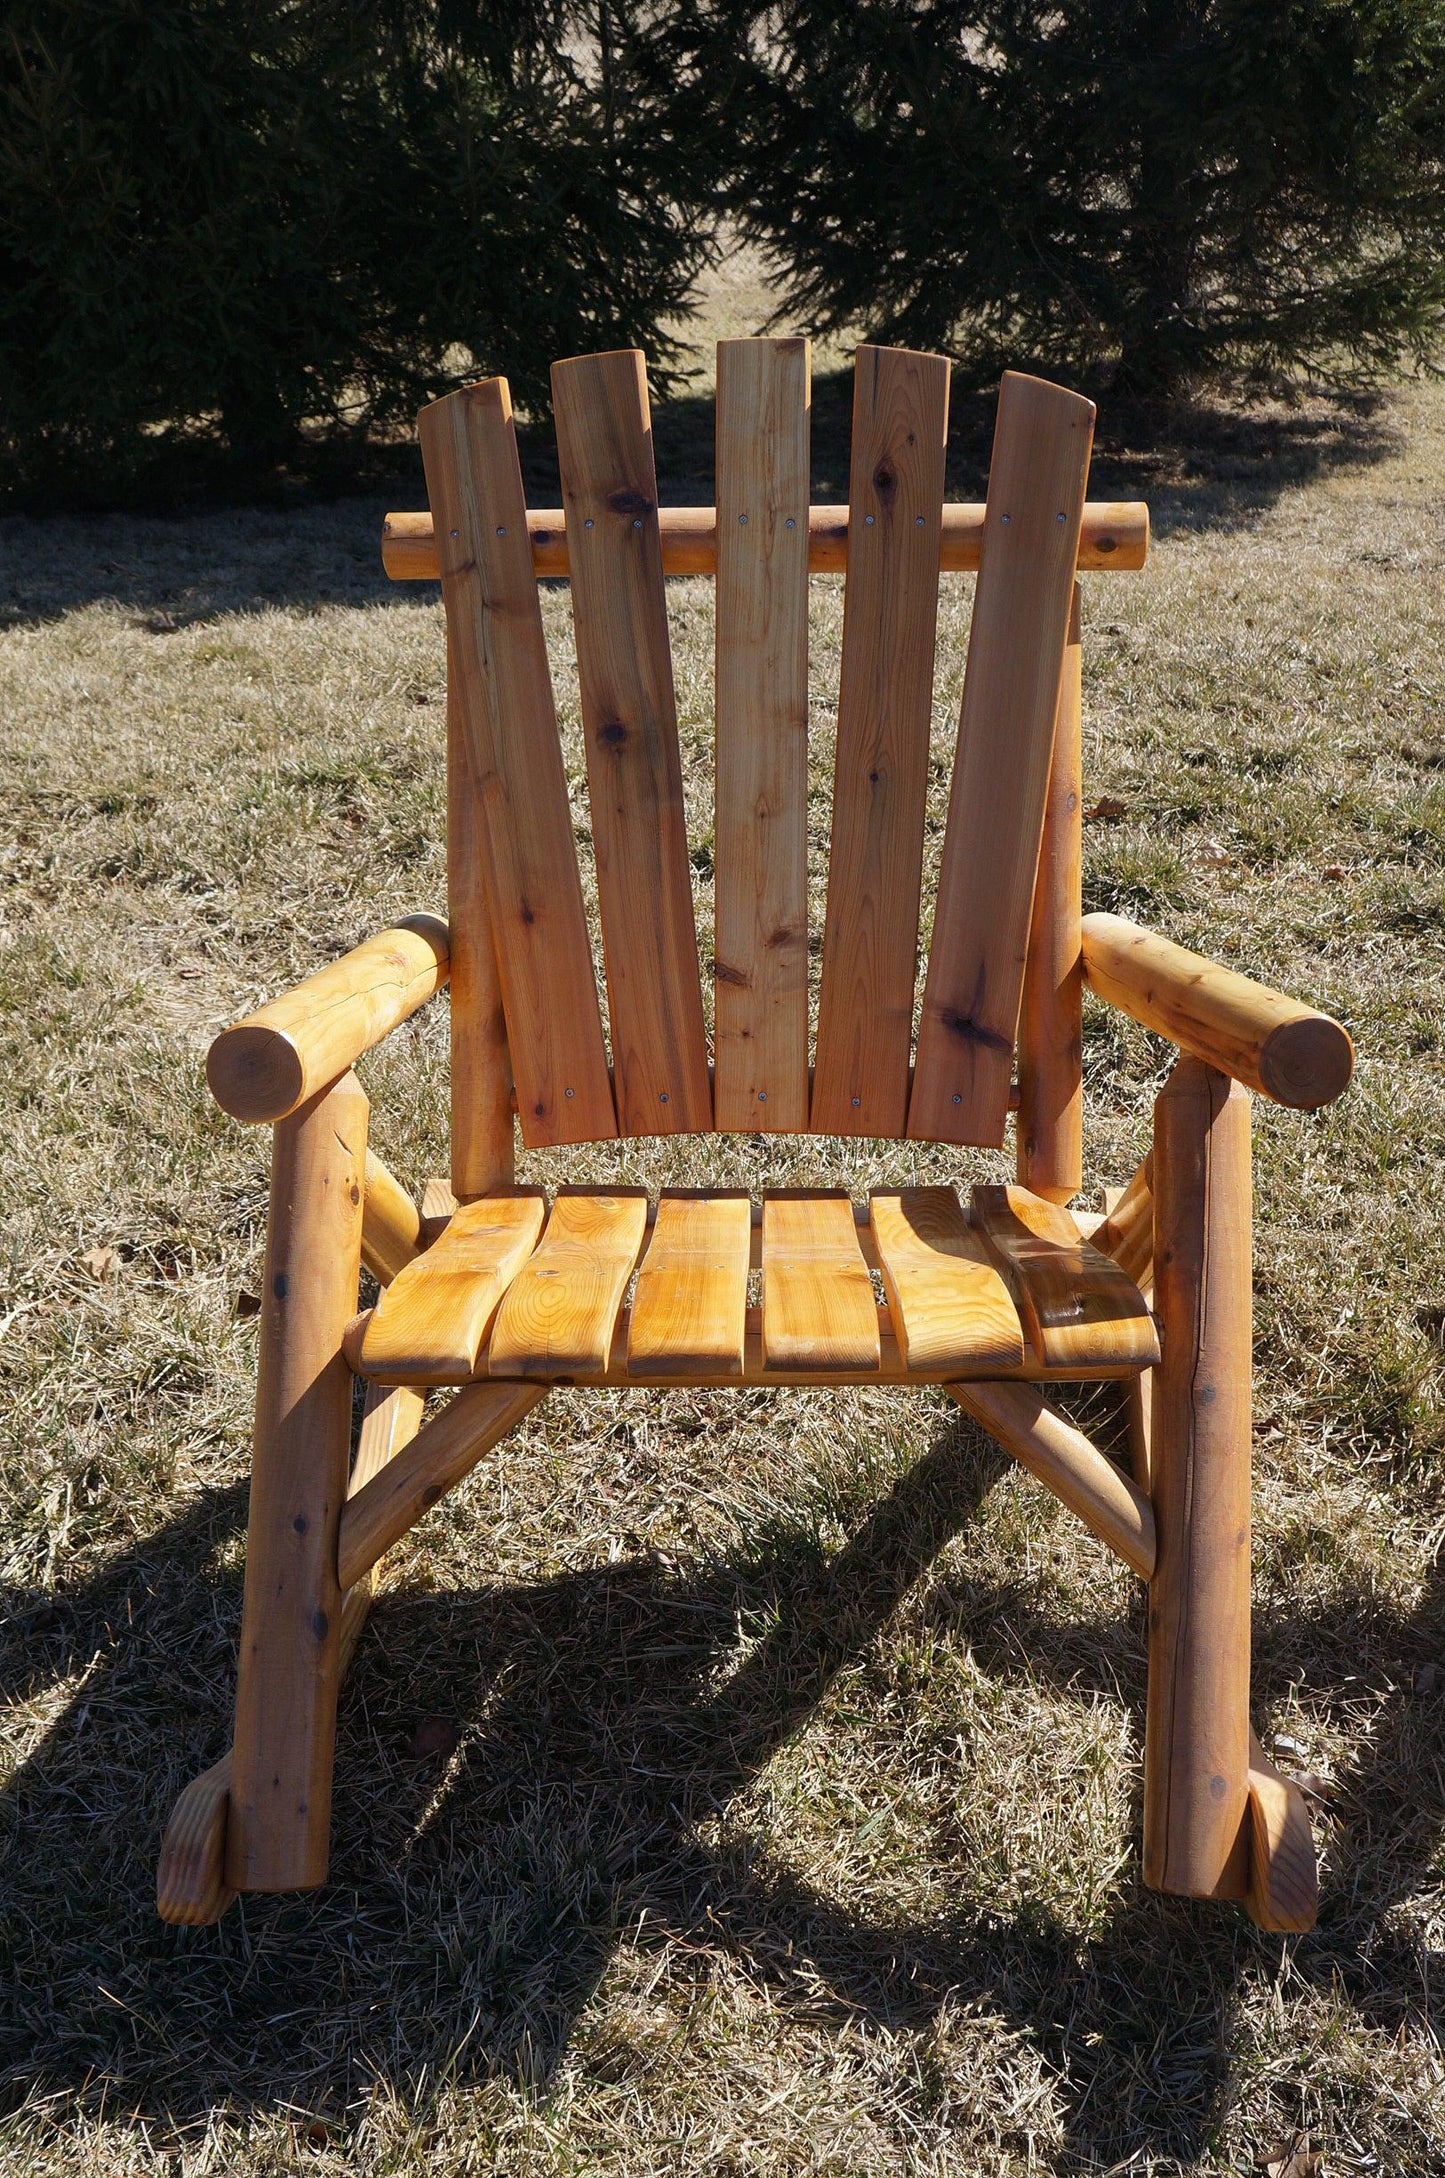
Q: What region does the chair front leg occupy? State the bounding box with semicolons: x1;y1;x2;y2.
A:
225;1069;368;1894
1144;1057;1253;1899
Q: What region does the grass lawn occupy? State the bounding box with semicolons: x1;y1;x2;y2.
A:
3;262;1445;2173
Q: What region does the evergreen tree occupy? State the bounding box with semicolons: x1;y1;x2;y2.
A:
661;0;1445;395
0;0;712;501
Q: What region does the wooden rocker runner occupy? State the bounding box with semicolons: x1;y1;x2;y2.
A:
160;340;1353;1935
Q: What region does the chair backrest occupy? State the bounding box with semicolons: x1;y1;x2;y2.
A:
417;341;1097;1158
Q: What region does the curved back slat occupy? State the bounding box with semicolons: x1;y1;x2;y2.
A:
909;371;1096;1148
552;349;713;1136
713;338;812;1131
418;379;616;1148
811;344;950;1137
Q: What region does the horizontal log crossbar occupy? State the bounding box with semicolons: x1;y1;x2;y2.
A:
381;501;1150;581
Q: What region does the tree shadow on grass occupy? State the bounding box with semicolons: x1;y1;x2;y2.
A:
4;1398;1444;2168
0;364;1401;633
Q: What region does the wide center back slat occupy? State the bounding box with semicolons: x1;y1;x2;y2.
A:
713;339;812;1131
552;350;713;1136
909;371;1096;1148
418;379;617;1149
811;345;950;1137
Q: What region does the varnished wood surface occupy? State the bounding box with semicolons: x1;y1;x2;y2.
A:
381;501;1151;579
447;625;515;1197
1082;912;1354;1109
360;1193;546;1382
418;377;617;1147
1244;1730;1318;1932
1144;1059;1254;1900
812;346;950;1137
910;372;1096;1147
761;1192;882;1373
553;349;712;1135
971;1183;1159;1372
487;1190;649;1379
361;1148;422;1287
226;1072;368;1894
868;1187;1023;1374
628;1191;751;1378
713;338;812;1130
207;916;449;1124
1015;583;1084;1201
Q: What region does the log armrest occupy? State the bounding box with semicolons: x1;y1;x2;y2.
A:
1080;912;1353;1109
207;914;450;1122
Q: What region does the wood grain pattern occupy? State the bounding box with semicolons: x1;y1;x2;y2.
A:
226;1072;368;1894
949;1381;1156;1579
337;1379;545;1589
910;372;1096;1147
447;625;515;1196
713;338;812;1130
627;1191;751;1378
761;1192;881;1373
1244;1730;1318;1932
1081;912;1355;1109
207;916;449;1124
868;1187;1023;1373
971;1182;1159;1372
1144;1060;1254;1900
1094;1154;1154;1288
382;501;1152;580
1015;582;1083;1200
418;378;616;1147
487;1190;648;1379
812;346;950;1136
361;1148;421;1287
359;1193;546;1383
552;349;711;1135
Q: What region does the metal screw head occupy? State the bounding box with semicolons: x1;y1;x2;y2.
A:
633;518;642;529
496;525;506;536
659;1090;669;1103
450;528;459;539
915;516;924;527
1056;511;1066;523
864;514;875;526
1001;514;1011;525
564;1086;575;1099
584;517;594;530
785;517;796;529
851;1095;861;1108
739;513;748;525
757;1090;767;1102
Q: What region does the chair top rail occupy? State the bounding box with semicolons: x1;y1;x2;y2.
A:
381;499;1148;579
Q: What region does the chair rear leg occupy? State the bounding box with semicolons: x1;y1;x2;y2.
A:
224;1069;368;1894
1144;1057;1252;1899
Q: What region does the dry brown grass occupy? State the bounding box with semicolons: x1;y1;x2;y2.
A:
2;264;1445;2173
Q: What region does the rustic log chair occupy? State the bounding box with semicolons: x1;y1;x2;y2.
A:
157;341;1354;1934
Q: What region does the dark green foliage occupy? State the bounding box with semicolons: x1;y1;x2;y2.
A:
0;0;710;504
658;0;1445;395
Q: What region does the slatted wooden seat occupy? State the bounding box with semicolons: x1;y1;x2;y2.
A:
164;339;1355;1944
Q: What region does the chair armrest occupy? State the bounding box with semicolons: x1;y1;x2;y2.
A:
206;914;450;1122
1080;912;1353;1109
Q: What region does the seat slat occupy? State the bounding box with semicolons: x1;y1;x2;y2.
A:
713;338;812;1131
762;1192;881;1373
359;1194;546;1384
552;350;712;1135
812;346;951;1136
869;1187;1025;1374
487;1190;648;1379
627;1192;751;1378
909;372;1096;1148
417;379;617;1147
971;1183;1159;1372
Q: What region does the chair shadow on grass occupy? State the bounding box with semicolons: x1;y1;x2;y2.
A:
2;1401;1443;2167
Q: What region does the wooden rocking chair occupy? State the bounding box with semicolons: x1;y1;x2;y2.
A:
157;342;1353;1934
